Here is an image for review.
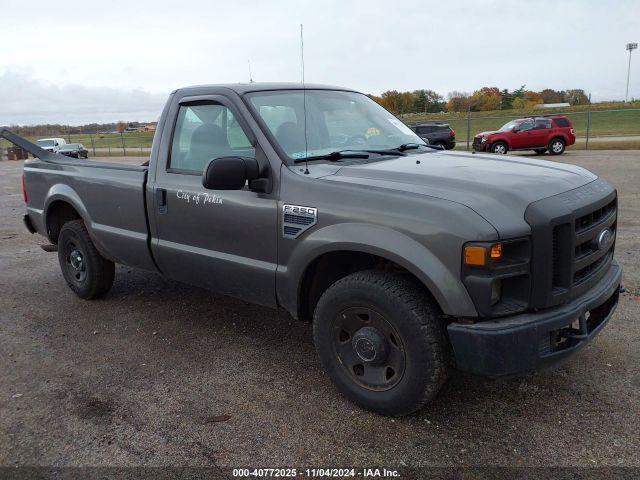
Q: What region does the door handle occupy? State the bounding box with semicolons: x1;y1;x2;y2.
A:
156;188;167;214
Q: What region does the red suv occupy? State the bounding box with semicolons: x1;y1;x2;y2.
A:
473;116;576;155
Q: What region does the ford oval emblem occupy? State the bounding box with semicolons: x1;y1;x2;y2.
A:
596;228;614;251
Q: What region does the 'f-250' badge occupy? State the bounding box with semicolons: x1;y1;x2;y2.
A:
282;204;317;239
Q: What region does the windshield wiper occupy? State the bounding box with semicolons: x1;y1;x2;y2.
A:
395;143;441;152
293;150;370;163
292;147;414;164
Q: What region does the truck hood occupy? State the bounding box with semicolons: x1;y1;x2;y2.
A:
475;131;498;137
325;150;597;237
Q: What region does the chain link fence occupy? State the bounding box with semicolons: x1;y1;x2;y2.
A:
2;108;640;159
0;131;154;159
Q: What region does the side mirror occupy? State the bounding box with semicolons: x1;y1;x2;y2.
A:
202;156;260;191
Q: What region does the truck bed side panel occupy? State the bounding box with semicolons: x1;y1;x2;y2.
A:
25;161;157;272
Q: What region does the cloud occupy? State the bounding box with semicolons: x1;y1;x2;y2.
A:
0;71;166;126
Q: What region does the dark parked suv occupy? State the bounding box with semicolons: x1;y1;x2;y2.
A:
410;123;456;149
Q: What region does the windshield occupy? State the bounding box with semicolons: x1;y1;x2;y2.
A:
246;90;426;161
498;120;520;132
37;140;55;147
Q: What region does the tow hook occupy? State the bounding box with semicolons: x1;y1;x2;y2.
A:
558;311;590;341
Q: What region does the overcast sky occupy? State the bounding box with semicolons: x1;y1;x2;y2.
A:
1;0;639;125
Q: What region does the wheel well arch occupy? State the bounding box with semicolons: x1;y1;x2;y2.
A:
45;200;82;243
296;250;441;323
491;139;509;149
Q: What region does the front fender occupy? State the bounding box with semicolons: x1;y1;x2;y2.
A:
277;222;478;319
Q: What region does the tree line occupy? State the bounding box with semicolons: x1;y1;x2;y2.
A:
369;86;590;115
3;87;593;134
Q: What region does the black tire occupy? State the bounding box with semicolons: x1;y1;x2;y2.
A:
548;138;565;155
313;270;450;416
433;141;447;150
57;220;115;299
534;148;547;155
491;142;508;154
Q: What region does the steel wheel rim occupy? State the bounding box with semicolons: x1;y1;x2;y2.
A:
64;239;87;284
552;141;563;152
494;144;506;154
332;307;406;391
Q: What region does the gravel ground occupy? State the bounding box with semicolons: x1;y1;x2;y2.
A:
0;151;639;470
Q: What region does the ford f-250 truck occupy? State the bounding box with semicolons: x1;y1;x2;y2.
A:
2;83;621;416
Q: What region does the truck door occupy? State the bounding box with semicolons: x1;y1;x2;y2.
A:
511;119;535;149
151;97;278;307
530;118;553;148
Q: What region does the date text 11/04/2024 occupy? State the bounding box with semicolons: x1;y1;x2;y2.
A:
232;468;400;477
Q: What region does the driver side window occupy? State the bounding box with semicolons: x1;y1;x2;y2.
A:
169;103;255;174
518;120;534;132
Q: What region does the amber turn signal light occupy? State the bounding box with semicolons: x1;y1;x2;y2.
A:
464;243;503;266
464;246;487;266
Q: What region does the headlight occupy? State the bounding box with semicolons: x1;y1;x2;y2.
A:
462;238;531;317
481;136;487;143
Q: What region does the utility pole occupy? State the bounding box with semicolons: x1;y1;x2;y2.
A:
586;93;592;150
465;102;471;151
626;43;637;102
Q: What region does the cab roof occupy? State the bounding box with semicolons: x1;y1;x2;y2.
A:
174;82;360;95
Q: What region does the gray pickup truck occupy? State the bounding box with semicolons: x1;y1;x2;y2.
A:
2;83;621;416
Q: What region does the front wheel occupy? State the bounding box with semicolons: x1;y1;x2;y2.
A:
58;220;115;299
313;270;450;416
549;138;565;155
491;142;508;154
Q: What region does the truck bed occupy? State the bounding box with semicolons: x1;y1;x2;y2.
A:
2;129;157;272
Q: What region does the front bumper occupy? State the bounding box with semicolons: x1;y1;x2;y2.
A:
472;138;487;151
447;261;622;377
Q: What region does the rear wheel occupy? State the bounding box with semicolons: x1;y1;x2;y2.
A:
491;142;508;154
57;220;115;299
313;270;450;416
549;138;565;155
534;148;547;154
434;141;447;150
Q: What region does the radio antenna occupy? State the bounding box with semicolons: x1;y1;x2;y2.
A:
248;60;254;83
301;23;309;174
